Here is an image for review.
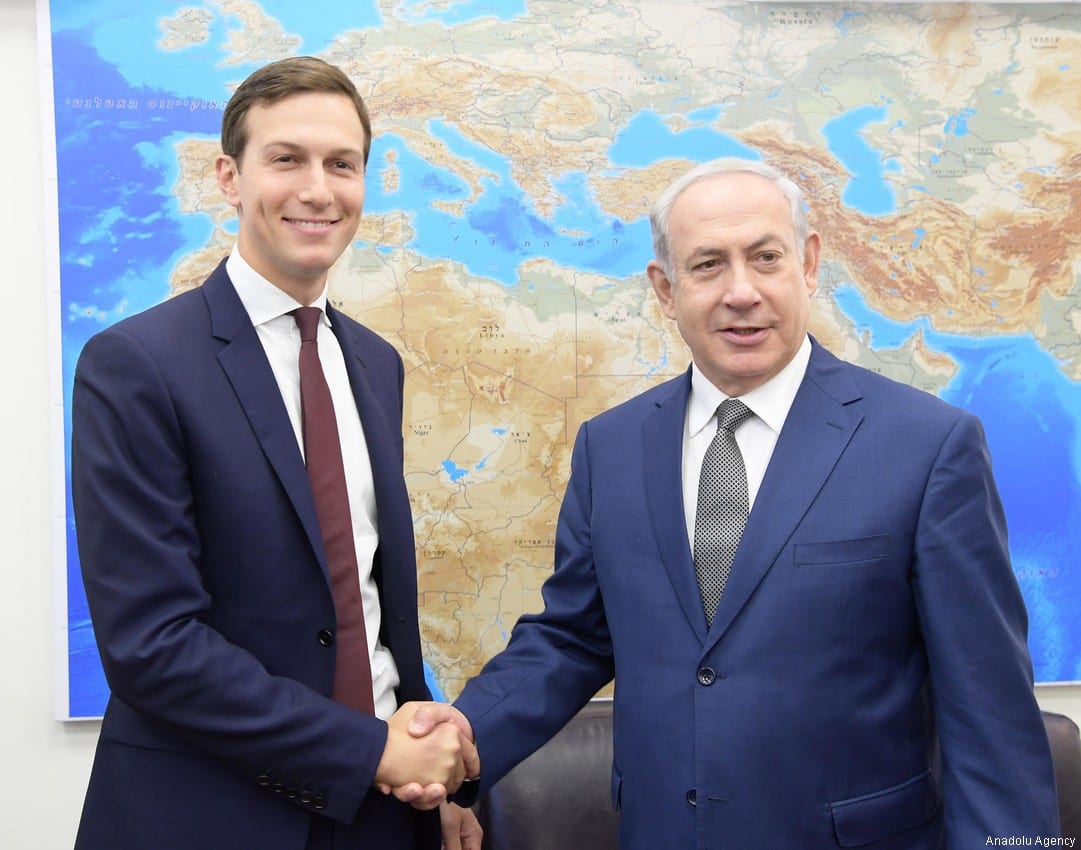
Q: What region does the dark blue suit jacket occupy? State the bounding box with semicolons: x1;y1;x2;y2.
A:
71;261;438;849
456;338;1060;849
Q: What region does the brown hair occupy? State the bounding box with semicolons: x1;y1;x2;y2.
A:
221;56;372;167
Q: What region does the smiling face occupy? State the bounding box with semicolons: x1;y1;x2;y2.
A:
216;91;367;304
647;170;821;397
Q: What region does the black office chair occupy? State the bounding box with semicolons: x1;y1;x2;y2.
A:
477;702;1081;848
1044;711;1081;840
477;700;618;850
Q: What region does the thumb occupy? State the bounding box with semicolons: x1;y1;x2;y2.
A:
407;704;444;736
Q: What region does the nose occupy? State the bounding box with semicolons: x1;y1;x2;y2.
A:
723;262;761;308
297;165;333;207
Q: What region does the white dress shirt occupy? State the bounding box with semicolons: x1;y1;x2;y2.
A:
227;248;400;719
681;336;811;550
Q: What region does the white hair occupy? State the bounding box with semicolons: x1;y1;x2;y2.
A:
649;157;811;279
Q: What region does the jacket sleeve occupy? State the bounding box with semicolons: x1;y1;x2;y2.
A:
910;412;1060;842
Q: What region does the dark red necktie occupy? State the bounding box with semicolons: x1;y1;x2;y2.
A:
292;307;375;714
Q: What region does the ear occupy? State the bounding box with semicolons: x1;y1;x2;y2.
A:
802;231;821;297
215;154;242;210
647;261;677;319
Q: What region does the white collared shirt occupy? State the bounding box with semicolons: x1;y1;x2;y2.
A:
681;336;811;549
227;248;400;719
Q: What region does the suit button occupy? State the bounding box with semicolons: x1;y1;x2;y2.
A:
317;629;335;646
687;789;697;806
697;667;717;686
271;780;284;794
256;773;272;787
299;790;313;804
312;796;327;810
285;787;298;799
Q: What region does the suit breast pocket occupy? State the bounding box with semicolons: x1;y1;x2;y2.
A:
794;534;888;569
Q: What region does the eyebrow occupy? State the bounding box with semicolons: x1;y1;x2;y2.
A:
686;233;787;263
262;141;365;160
743;233;787;253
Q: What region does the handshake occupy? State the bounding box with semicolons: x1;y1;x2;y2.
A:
373;701;480;810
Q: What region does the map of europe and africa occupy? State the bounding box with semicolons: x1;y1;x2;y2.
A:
48;0;1081;717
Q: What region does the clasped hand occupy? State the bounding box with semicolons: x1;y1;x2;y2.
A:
373;701;479;810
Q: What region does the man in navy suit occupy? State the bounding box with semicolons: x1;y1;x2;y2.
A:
415;158;1061;847
71;56;480;850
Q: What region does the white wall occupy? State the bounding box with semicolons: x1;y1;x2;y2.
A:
2;0;1079;847
0;2;101;848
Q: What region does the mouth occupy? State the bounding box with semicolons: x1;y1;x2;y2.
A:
721;326;768;343
284;217;339;230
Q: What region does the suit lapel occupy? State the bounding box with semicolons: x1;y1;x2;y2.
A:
643;370;711;641
326;307;407;522
201;265;326;568
327;307;415;601
705;341;864;649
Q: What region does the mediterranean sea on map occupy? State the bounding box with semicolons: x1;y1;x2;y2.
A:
44;0;1081;717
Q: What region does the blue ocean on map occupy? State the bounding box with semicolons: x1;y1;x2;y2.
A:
49;2;1081;715
834;285;1081;678
823;104;903;215
608;110;761;166
368;131;647;285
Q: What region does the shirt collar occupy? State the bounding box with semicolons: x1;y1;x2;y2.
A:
688;336;812;438
226;246;330;328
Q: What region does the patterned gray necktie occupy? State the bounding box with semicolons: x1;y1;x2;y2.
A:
694;398;754;626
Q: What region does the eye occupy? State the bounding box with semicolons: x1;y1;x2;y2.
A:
757;251;782;264
331;160;356;171
694;258;720;272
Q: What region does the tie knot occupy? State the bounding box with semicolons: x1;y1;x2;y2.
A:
716;398;753;432
291;306;322;343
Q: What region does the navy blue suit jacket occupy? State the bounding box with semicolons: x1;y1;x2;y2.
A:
456;338;1060;849
71;261;438;849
